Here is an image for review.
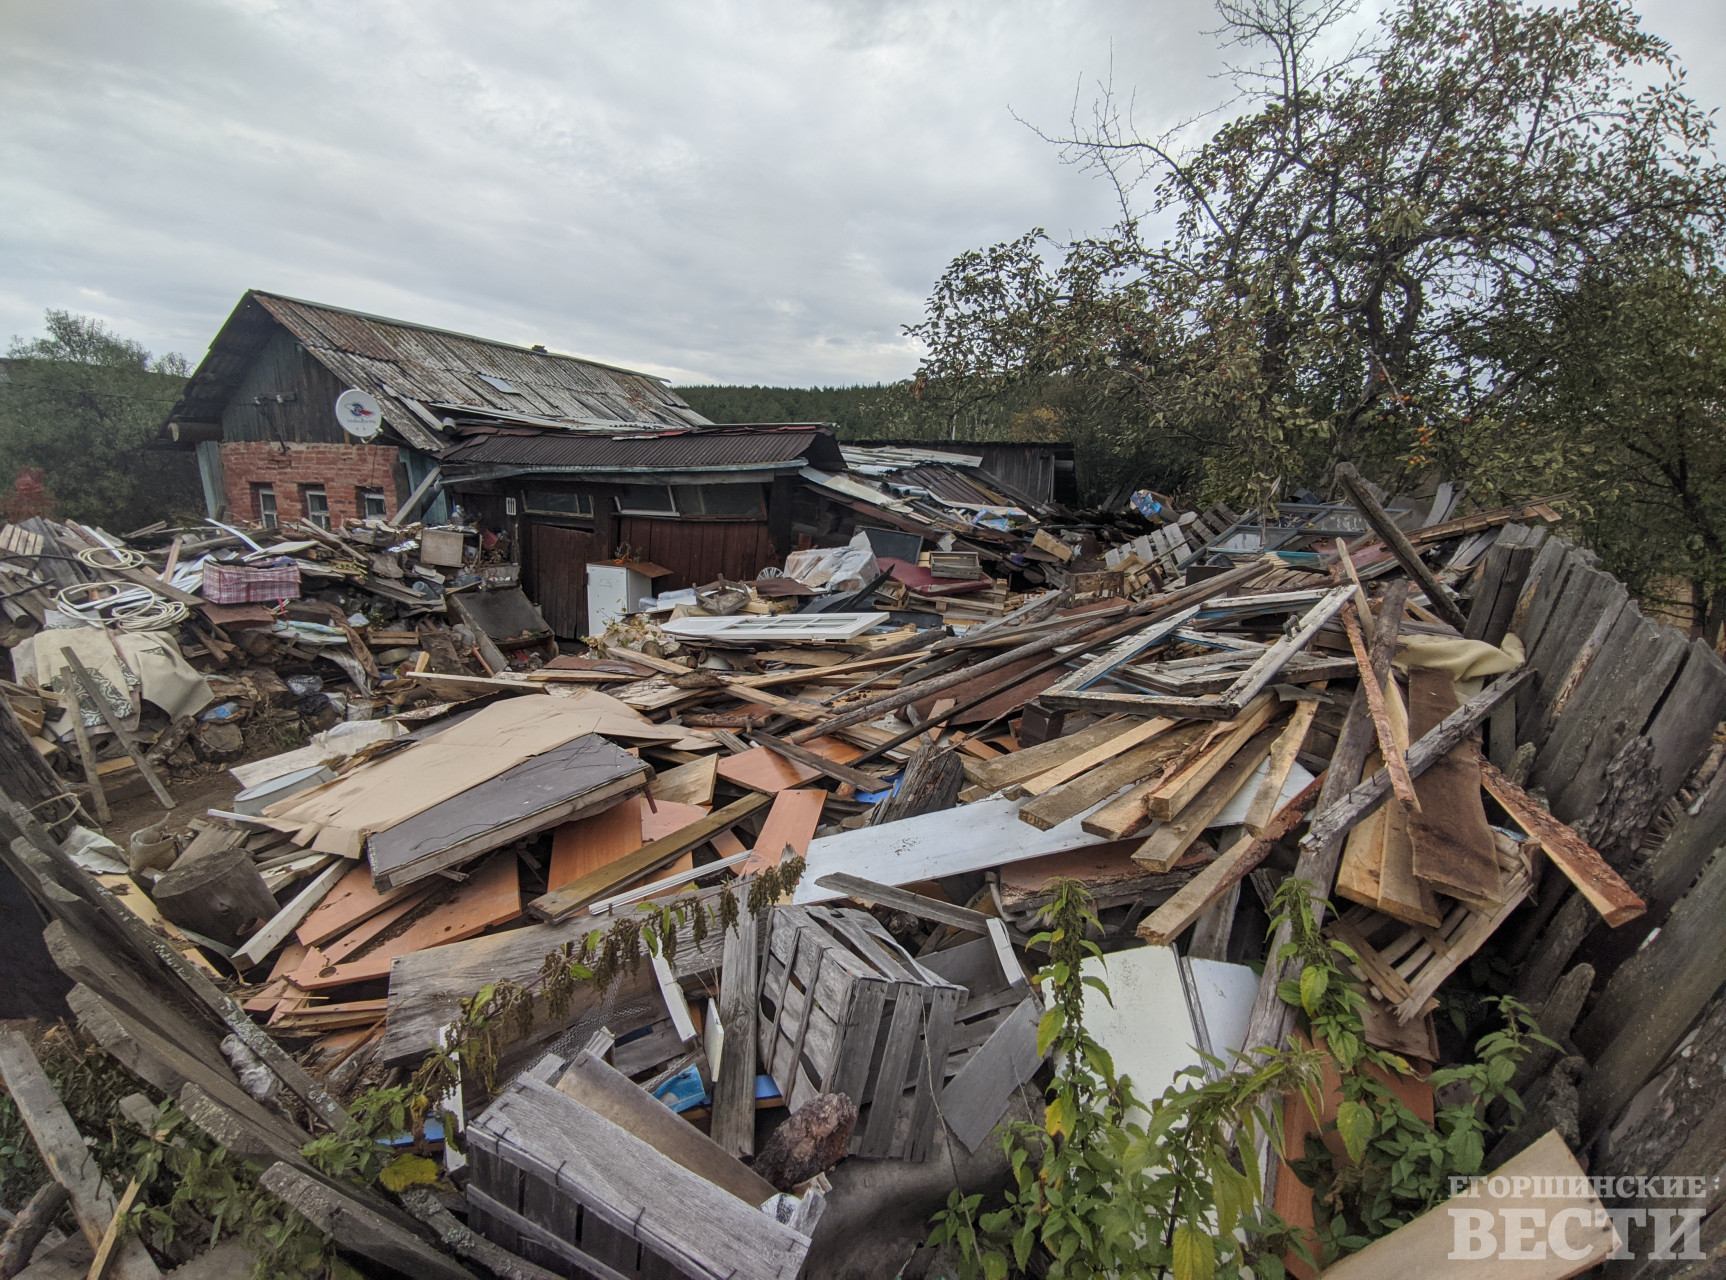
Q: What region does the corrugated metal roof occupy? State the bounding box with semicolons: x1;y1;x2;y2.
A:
441;425;846;473
166;290;710;454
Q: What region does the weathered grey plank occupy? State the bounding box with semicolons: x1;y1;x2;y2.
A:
941;996;1043;1152
0;1032;160;1279
711;907;761;1159
472;1079;811;1280
257;1163;474;1280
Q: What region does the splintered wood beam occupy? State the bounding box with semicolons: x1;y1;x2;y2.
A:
1136;777;1324;946
1333;463;1468;630
0;1031;161;1279
1340;605;1419;811
529;792;772;922
710;907;762;1158
1301;669;1533;854
1480;759;1645;926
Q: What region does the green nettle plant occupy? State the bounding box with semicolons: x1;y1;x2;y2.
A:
1270;881;1555;1262
927;877;1553;1278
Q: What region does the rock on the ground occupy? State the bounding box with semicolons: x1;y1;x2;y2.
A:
753;1093;859;1192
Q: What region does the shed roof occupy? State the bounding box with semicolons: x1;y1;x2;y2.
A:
440;423;846;478
165;290;710;453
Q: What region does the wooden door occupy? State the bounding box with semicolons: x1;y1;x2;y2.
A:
529;524;597;638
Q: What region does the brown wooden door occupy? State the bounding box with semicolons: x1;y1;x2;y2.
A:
529;524;597;638
615;518;775;593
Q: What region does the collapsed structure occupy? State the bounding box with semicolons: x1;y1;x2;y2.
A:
0;304;1719;1278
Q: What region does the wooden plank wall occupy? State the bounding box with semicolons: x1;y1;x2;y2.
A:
617;517;776;593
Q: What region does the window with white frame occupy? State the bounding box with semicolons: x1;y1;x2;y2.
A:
358;487;388;519
254;485;278;529
301;485;330;529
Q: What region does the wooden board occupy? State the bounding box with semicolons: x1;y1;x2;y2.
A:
1376;798;1443;927
367;733;648;888
1146;692;1279;820
964;716;1132;792
296;863;419;948
1021;717;1178;796
1334;804;1388;909
548;798;642;891
0;1031;161;1279
1021;731;1201;833
1480;761;1643;926
529;793;772;922
717;737;860;795
287;852;520;989
1132;727;1279;871
737;788;825;876
649;754;718;806
1404;668;1500;905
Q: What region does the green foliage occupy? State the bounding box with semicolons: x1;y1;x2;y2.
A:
1268;878;1556;1266
0;310;202;529
905;0;1726;606
927;879;1323;1279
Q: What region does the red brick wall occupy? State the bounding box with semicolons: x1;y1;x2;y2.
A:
219;441;402;525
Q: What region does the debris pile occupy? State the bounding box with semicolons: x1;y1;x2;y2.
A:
0;467;1720;1279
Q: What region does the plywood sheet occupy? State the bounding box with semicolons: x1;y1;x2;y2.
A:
260;696;676;856
296;864;418;947
289;852;521;990
549;798;642;891
717;736;861;795
737;788;825;875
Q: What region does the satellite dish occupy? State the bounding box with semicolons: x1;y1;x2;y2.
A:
334;389;382;440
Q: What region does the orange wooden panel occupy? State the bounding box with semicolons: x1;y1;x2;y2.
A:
318;888;433;964
709;829;747;858
717;736;861;795
639;798;711;841
296;864;418;947
737;787;826;876
289;851;521;990
548;798;643;889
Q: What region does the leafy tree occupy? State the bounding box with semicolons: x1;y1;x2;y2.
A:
906;0;1726;621
0;310;202;531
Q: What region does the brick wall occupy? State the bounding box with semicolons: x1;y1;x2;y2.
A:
218;441;403;525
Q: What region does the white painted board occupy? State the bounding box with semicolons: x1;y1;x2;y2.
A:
793;795;1116;905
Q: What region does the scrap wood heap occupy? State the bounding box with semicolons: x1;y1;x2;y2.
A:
3;469;1722;1280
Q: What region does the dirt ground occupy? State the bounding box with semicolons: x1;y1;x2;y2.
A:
100;769;244;851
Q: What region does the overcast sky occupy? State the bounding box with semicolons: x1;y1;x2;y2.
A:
2;1;1721;387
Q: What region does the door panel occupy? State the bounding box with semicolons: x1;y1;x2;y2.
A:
529;524;597;638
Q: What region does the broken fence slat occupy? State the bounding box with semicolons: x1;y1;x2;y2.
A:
1339;604;1419;811
1479;759;1644;927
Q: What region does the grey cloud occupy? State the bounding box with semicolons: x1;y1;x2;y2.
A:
1;0;1719;385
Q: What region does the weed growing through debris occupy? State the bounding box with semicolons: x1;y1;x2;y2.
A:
928;878;1322;1279
1270;879;1555;1264
927;878;1555;1277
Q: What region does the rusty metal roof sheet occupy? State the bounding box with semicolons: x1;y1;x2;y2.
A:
441;424;846;474
166;290;710;454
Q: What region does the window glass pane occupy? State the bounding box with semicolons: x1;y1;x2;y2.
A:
359;488;388;519
302;487;330;530
683;484;763;517
523;489;593;517
255;486;277;529
615;485;677;515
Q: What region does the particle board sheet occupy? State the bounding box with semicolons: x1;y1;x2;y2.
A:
548;796;711;891
718;737;861;794
792;795;1118;905
259;695;680;856
367;734;649;888
737;787;825;875
288;852;521;989
295;864;419;948
1315;1131;1617;1280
